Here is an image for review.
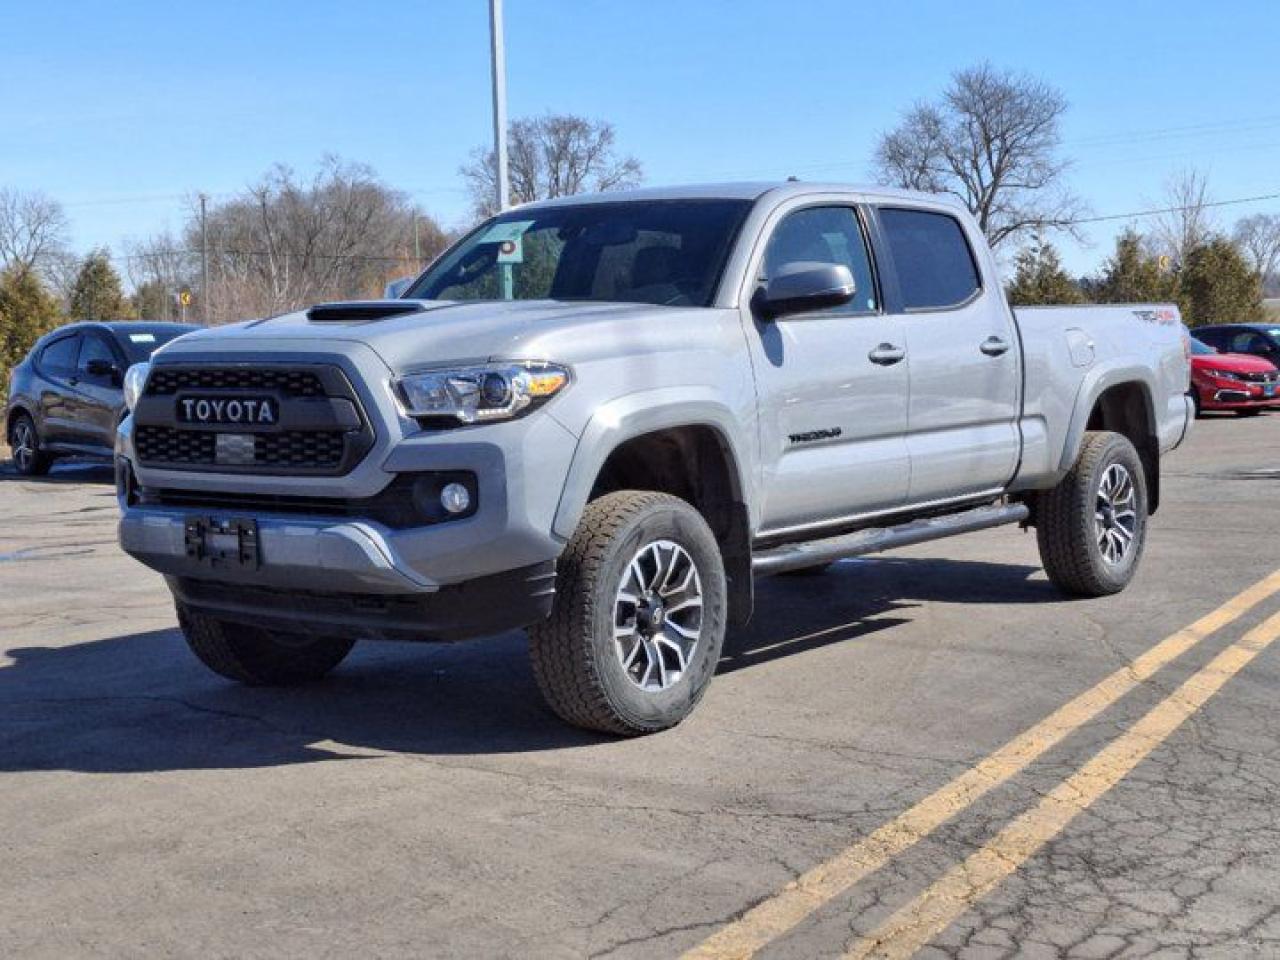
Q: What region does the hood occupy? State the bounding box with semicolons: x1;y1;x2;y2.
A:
1191;351;1278;373
168;298;696;371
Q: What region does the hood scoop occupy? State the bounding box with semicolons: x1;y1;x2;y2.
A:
307;300;426;324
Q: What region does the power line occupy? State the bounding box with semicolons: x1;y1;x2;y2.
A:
1065;191;1280;226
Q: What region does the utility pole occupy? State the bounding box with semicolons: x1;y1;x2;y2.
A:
413;213;422;265
199;193;210;325
489;0;509;212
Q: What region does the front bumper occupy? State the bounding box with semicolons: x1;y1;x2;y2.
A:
115;344;582;640
1195;381;1278;410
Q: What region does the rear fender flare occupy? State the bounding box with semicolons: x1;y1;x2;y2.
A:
1058;362;1158;473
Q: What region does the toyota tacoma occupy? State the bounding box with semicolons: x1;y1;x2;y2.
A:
116;183;1193;735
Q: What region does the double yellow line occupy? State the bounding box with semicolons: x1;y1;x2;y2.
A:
686;569;1280;960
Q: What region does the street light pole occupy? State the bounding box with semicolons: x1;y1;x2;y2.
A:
489;0;510;212
199;193;209;325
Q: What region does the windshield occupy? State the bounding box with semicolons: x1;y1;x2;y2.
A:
1190;338;1217;355
113;325;197;363
405;199;752;307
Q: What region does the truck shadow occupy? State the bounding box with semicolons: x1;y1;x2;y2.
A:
0;557;1051;773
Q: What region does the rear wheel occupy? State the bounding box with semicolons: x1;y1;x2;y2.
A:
1036;431;1148;597
176;603;355;685
529;491;727;736
8;413;52;476
1187;388;1202;419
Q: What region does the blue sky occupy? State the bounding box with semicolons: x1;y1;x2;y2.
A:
3;0;1278;277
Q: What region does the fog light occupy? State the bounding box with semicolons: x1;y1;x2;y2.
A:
440;482;471;515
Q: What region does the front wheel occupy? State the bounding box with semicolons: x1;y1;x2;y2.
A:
176;603;356;685
1036;431;1148;597
529;491;728;736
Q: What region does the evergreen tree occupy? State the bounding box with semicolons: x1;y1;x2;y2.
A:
131;279;172;321
68;248;131;320
0;267;63;401
1006;236;1084;305
1178;238;1264;327
1095;229;1176;304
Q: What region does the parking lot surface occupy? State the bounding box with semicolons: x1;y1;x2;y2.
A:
3;414;1280;959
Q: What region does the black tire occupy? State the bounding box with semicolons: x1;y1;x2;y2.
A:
176;603;355;685
1036;430;1148;598
1187;389;1202;419
529;491;728;736
8;412;52;476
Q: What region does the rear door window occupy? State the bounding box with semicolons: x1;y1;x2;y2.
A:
878;208;981;311
40;335;80;379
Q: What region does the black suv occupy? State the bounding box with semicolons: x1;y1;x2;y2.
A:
6;322;196;475
1194;323;1280;367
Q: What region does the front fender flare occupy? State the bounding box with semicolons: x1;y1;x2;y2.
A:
551;388;755;541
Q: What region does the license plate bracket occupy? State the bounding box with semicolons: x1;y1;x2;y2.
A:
184;516;260;570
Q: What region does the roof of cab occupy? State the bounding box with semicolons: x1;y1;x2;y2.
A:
517;180;962;212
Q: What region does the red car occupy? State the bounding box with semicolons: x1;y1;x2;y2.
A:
1188;337;1279;416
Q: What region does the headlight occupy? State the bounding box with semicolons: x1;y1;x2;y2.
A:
123;362;151;411
395;361;570;425
1203;367;1243;382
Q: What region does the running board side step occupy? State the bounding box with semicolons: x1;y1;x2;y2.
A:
752;503;1030;576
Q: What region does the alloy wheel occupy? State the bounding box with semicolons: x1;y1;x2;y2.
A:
613;539;704;692
1094;463;1138;565
11;420;35;473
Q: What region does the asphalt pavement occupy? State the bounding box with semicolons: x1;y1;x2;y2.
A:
2;413;1279;959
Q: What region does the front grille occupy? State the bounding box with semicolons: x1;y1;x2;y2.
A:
133;364;373;476
1237;370;1280;383
135;425;215;464
146;368;325;397
253;430;345;467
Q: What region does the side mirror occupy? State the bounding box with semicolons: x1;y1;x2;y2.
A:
756;262;856;319
384;277;413;299
86;358;121;382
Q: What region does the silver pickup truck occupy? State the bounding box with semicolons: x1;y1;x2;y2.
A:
116;182;1192;734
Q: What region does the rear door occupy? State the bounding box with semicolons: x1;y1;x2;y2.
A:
874;206;1021;504
743;201;911;535
36;333;82;445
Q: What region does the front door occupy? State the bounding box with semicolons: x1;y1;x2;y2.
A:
70;332;123;450
745;203;911;536
875;206;1021;504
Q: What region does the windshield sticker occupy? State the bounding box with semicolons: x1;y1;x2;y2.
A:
128;333;157;343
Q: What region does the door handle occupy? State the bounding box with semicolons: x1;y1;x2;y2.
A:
980;336;1010;357
868;343;906;366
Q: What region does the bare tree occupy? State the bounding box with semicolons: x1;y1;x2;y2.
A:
1150;169;1216;268
1232;213;1280;284
874;64;1082;248
0;188;69;275
138;158;450;324
124;231;197;321
461;114;643;219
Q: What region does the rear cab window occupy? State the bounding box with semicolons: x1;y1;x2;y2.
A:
878;207;981;311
